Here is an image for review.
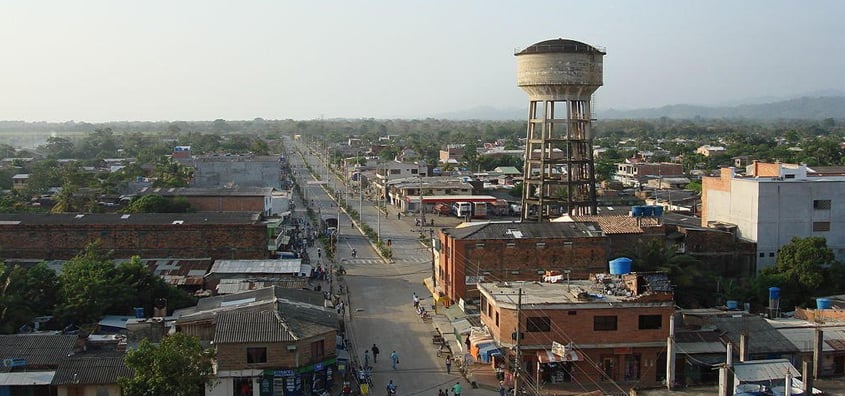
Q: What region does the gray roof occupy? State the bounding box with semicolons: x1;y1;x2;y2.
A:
214;310;295;343
733;359;800;382
176;286;329;324
443;221;603;241
51;351;132;385
0;334;78;371
0;212;262;225
710;315;800;355
207;259;304;277
138;186;275;197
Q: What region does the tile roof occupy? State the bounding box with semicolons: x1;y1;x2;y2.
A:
214;310;295;343
570;215;660;234
443;221;603;240
0;334;78;371
51;351;132;385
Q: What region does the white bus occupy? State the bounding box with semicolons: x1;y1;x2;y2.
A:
453;202;472;218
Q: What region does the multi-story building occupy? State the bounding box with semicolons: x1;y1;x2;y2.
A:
478;275;673;389
136;186;285;216
0;212;269;261
614;162;684;187
439;144;466;164
434;222;606;306
702;162;845;271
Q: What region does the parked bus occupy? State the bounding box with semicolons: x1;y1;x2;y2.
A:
453;202;472;218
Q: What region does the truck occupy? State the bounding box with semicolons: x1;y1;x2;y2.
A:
471;202;488;219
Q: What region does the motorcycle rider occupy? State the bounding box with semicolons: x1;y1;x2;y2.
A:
351;248;357;258
386;380;397;395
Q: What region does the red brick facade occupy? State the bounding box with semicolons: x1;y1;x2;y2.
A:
215;334;337;371
0;222;268;260
436;232;607;304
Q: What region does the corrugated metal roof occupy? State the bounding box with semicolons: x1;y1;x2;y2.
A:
444;221;603;240
710;316;800;355
51;352;132;385
674;330;726;354
733;359;800;382
214;310;296;343
208;259;303;276
0;335;78;372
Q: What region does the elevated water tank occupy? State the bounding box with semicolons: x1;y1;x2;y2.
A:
817;298;832;310
641;206;654;217
769;287;781;300
726;300;738;310
609;257;632;275
631;206;644;217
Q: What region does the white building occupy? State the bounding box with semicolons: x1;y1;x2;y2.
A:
702;162;845;272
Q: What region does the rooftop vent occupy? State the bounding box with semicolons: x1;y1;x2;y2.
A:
74;214;85;219
172;220;184;225
121;214;131;219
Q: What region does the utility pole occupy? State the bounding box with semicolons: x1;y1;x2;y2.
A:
514;288;523;395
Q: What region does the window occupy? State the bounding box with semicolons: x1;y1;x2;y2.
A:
594;316;618;331
495;312;499;326
247;347;267;363
759;252;765;258
638;315;662;330
785;174;796;179
480;296;487;316
813;222;831;232
568;311;577;316
814;200;832;210
526;317;551;332
311;340;325;361
769;252;775;257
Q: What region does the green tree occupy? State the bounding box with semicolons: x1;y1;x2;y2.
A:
153;157;194;187
55;242;123;325
123;195;192;213
754;236;840;309
119;333;216;396
627;239;709;308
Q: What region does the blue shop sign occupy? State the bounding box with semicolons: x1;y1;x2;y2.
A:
274;369;296;377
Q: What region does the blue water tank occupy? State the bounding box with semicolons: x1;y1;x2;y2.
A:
817;298;832;310
133;307;145;319
726;300;738;310
631;206;644;217
641;206;654;217
609;257;632;275
652;206;664;217
769;287;781;300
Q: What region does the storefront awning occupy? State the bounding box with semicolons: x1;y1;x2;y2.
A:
537;349;580;363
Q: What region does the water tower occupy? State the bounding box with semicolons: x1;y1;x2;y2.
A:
515;38;605;221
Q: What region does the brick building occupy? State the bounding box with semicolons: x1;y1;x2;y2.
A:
615;162;684;187
567;215;664;259
137;186;277;215
434;222;606;306
478;276;674;389
174;287;338;396
0;212;268;261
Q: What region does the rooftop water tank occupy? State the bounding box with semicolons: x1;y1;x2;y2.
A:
609;257;632;275
631;206;644;217
652;206;664;217
641;206;654;217
726;300;738;310
133;307;145;319
769;287;781;300
817;298;832;310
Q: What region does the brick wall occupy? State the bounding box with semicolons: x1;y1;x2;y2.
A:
701;168;733;225
216;334;337;371
437;234;607;303
482;299;672;387
0;223;268;260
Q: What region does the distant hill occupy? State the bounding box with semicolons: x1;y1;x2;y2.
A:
431;95;845;121
601;96;845;120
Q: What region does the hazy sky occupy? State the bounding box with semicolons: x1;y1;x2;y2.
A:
1;1;843;122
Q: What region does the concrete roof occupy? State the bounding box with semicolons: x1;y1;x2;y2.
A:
0;212;262;225
479;276;672;308
443;221;603;240
516;38;604;55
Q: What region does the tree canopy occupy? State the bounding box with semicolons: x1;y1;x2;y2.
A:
119;332;215;396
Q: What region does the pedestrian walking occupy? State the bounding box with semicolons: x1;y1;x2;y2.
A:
364;350;370;367
498;381;506;396
397;212;401;220
390;350;399;370
452;382;462;396
413;292;419;309
371;344;380;363
445;356;452;374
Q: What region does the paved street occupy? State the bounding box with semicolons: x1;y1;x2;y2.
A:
286;137;493;396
